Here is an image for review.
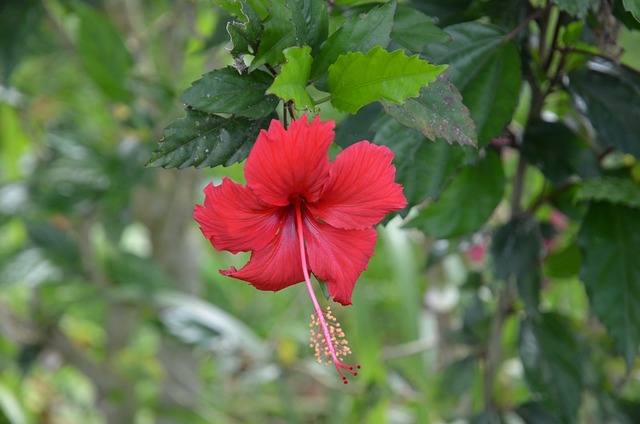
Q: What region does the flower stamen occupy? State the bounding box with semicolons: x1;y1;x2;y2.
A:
293;200;360;384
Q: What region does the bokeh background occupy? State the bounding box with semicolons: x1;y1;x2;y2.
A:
2;1;640;423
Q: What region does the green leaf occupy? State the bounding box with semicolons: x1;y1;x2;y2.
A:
408;0;474;26
408;149;503;238
328;46;447;114
180;67;278;118
554;0;601;17
368;113;468;212
391;5;449;52
310;1;396;80
521;121;600;185
0;0;44;82
287;0;328;54
567;59;640;157
424;22;521;146
578;202;640;367
381;72;477;146
147;109;274;169
266;46;314;110
250;1;297;71
491;216;544;311
516;401;563;424
544;241;582;279
624;0;640;22
437;355;478;399
70;1;134;102
518;313;583;422
575;177;640;209
226;0;263;57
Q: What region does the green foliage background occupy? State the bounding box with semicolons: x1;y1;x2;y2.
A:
1;0;640;423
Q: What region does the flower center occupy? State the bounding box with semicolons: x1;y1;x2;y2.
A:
293;198;360;384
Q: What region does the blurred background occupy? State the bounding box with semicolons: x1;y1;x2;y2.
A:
1;1;640;423
0;1;437;422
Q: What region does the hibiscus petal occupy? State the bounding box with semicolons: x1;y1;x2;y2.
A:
308;141;407;229
303;211;378;306
221;208;304;292
245;115;335;206
194;178;282;254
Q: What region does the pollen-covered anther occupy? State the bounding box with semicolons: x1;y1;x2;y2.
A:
309;306;360;383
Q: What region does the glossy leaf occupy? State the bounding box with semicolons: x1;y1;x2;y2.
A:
575;177;640;209
250;1;296;70
71;2;133;102
519;313;583;422
521;121;600;185
424;22;521;146
310;1;396;80
408;150;503;238
382;72;477;146
288;0;328;54
181;67;278;118
567;60;640;157
266;46;314;110
578;202;640;366
391;5;449;52
328;46;447;114
491;216;544;311
147;109;274;169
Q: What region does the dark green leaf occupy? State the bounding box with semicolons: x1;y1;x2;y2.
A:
567;60;640;157
382;72;477;146
147;110;275;169
287;0;328;54
227;0;263;60
623;0;640;23
554;0;601;17
391;5;449;52
226;0;263;57
328;46;446;114
491;216;544;311
310;1;396;80
334;103;381;148
575;177;640;209
516;401;563;424
521;121;600;185
408;0;474;26
266;46;314;110
181;67;278;118
424;22;521;146
70;2;134;102
437;355;478;399
578;202;640;366
250;1;297;70
369;114;468;212
518;312;583;422
408;150;504;238
544;241;582;279
0;0;44;82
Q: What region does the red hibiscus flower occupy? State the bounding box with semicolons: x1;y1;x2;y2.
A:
194;115;406;382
